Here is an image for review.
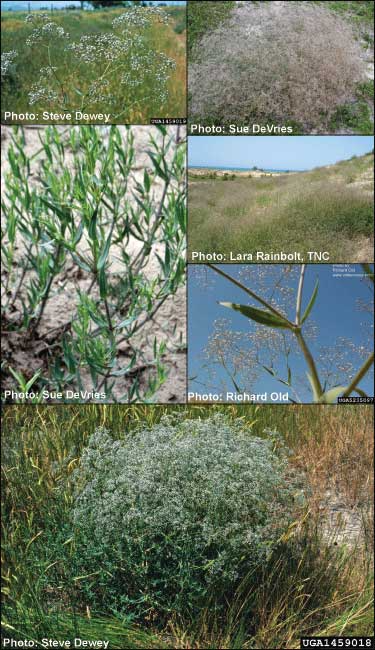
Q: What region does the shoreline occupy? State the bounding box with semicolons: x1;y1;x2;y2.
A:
188;167;299;178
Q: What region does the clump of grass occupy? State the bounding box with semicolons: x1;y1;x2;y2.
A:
189;1;368;132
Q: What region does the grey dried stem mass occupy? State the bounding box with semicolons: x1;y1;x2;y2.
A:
189;1;365;128
72;414;300;619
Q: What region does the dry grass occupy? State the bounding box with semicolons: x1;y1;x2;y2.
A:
188;153;374;262
287;406;374;506
189;1;367;131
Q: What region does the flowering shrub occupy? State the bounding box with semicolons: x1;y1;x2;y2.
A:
189;2;365;130
5;8;176;117
72;414;300;620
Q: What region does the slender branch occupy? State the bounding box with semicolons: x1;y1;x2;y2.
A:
30;243;62;333
207;263;294;327
295;264;306;326
104;298;113;333
132;179;170;276
294;329;323;398
342;353;374;398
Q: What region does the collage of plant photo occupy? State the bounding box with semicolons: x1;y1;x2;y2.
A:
1;1;374;650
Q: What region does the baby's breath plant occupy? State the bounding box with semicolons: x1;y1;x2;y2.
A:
189;1;368;131
201;264;374;403
1;125;186;402
71;414;301;622
5;7;176;119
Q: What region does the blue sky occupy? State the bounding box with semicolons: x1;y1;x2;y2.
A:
188;265;374;403
188;136;374;171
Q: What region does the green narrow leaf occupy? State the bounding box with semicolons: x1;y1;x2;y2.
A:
262;365;276;377
98;267;107;299
88;206;98;240
144;169;151;193
97;232;112;271
301;279;319;324
39;197;69;222
219;302;292;329
319;385;347;404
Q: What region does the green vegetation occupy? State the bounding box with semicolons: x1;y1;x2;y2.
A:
1;125;186;403
1;6;186;123
315;1;374;23
2;404;373;648
187;0;234;55
73;416;298;622
188;154;374;262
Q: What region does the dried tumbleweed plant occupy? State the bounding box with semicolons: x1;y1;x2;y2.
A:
189;2;365;129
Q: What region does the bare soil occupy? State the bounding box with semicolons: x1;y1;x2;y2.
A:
1;126;186;403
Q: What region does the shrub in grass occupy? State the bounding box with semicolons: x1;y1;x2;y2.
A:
72;414;300;622
189;1;365;130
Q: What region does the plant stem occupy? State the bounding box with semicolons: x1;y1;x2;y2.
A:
104;298;113;333
294;328;323;399
133;179;170;275
31;243;62;333
207;263;294;327
295;264;306;326
342;353;374;397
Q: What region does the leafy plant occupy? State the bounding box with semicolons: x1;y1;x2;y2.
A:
203;264;374;403
1;125;186;402
71;414;301;622
2;7;176;120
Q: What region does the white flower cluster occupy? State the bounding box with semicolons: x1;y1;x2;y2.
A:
87;79;115;104
66;33;128;64
21;7;176;110
1;50;17;79
72;415;301;619
26;22;69;46
29;83;59;105
25;12;49;23
112;6;170;30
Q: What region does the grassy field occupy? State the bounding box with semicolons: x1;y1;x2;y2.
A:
1;6;186;123
188;153;374;262
2;404;373;649
188;1;374;134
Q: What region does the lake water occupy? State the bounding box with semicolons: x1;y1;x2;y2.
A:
190;166;305;173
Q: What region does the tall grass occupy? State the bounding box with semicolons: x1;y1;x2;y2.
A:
2;405;373;648
188;154;374;262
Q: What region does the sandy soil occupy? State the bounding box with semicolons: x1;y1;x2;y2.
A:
321;489;372;547
1;126;187;403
